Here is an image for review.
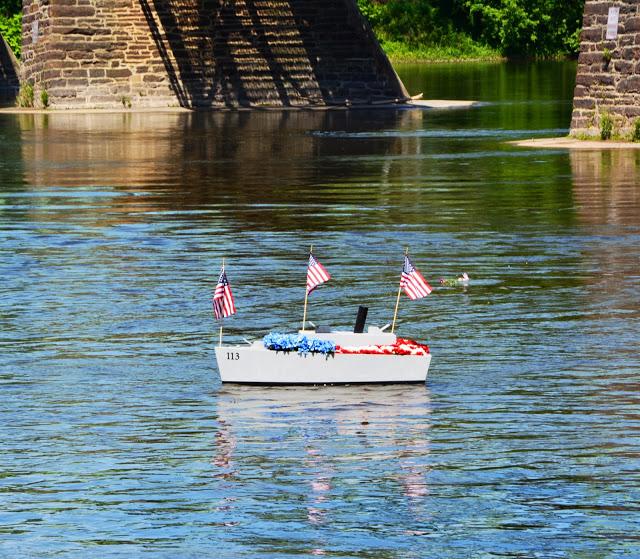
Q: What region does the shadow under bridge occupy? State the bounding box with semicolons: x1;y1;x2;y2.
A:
139;0;406;108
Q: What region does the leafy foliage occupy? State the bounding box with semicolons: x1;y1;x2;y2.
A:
0;0;21;57
358;0;584;59
463;0;584;56
16;82;34;108
358;0;467;51
632;119;640;143
0;12;20;56
600;112;613;141
0;0;21;14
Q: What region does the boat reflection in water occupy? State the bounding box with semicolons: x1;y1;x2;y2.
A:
213;385;432;546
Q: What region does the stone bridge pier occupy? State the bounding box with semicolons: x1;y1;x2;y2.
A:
20;0;408;110
571;0;640;137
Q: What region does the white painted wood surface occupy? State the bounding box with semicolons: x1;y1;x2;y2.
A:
215;344;431;385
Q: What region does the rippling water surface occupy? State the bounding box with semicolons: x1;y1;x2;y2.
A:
2;62;640;558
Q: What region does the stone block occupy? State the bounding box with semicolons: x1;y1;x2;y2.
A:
42;69;63;80
574;97;596;110
53;0;82;7
579;52;606;65
585;2;611;16
50;6;97;18
47;78;69;88
615;60;634;73
576;72;614;87
143;74;165;83
618;76;640;93
623;106;640;118
66;77;90;86
48;88;78;97
62;68;89;78
622;47;640;60
106;69;132;78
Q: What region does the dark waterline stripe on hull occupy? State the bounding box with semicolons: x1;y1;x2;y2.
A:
219;381;427;386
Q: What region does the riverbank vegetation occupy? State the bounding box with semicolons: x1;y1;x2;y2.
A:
1;0;584;62
0;0;20;56
357;0;585;62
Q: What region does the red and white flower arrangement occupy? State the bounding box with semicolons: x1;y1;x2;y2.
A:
336;338;430;356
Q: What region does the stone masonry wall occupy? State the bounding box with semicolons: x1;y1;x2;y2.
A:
571;0;640;137
21;0;408;109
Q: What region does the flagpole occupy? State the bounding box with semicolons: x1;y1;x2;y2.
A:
391;247;409;334
219;258;225;346
302;245;312;331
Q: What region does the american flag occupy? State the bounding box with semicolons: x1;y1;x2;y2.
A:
307;253;331;294
213;268;236;320
400;256;433;300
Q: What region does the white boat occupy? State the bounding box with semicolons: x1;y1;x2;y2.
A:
215;328;431;385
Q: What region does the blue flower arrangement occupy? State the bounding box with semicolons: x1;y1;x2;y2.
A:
263;333;335;355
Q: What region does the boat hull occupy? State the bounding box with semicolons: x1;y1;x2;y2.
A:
215;345;431;385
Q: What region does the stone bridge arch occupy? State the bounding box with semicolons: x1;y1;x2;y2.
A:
19;0;408;109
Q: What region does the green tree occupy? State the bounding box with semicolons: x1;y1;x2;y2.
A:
0;0;21;57
0;0;21;11
358;0;584;59
462;0;584;56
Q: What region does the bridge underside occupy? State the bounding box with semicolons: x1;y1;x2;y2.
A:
0;35;19;104
21;0;408;110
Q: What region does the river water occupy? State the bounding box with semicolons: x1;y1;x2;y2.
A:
1;61;640;558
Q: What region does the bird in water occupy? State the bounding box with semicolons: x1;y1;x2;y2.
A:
439;273;470;287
